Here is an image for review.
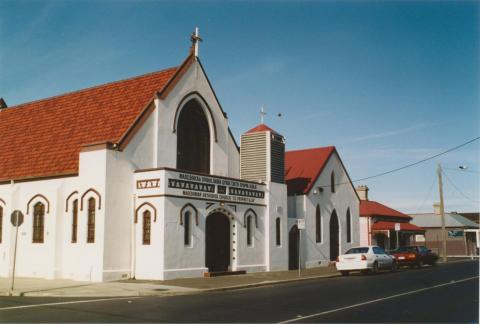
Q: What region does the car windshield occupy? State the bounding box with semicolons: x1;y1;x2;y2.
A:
346;247;369;254
393;246;415;253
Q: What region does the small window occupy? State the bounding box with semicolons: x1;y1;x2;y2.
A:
315;205;321;243
247;215;253;246
87;198;95;243
331;171;335;193
143;210;151;245
184;211;191;246
276;217;281;246
0;206;3;243
346;208;351;243
71;199;78;243
33;202;45;243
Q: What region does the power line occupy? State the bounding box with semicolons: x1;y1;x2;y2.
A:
444;167;480;174
352;136;480;183
412;175;437;213
315;136;480;189
442;170;479;204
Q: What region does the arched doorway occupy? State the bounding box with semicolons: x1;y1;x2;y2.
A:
176;99;211;173
330;210;339;261
205;212;230;272
289;225;299;270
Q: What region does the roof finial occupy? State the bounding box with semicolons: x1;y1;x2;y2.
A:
260;105;267;124
190;27;202;57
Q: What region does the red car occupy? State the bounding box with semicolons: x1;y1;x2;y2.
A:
390;246;438;268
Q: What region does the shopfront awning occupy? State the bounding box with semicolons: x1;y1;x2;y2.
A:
371;221;424;233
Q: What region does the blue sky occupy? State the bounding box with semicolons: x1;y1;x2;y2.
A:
1;0;478;213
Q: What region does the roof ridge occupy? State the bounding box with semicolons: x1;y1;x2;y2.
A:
5;66;178;110
286;146;335;153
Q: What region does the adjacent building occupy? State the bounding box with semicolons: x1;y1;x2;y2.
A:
357;186;424;250
410;203;479;256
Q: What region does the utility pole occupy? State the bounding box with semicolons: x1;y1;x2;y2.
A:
437;164;447;262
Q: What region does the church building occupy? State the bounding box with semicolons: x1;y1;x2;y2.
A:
0;33;360;282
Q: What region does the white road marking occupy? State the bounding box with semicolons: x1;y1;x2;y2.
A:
279;276;479;323
0;296;142;311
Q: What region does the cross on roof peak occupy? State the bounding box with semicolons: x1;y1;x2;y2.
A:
190;27;202;57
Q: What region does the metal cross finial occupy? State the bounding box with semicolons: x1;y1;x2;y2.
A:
260;105;267;124
190;27;202;57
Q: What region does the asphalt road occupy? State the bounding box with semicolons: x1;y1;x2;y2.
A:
0;260;478;323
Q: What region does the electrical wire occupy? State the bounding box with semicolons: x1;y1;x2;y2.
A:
411;175;437;213
442;170;479;204
313;136;480;189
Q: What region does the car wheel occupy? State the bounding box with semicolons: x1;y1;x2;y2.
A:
391;261;398;272
372;262;379;274
417;260;424;268
341;271;350;276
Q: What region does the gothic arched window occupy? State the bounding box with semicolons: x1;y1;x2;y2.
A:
87;198;95;243
346;208;352;243
316;205;322;243
247;215;253;247
71;199;78;243
176;99;211;173
331;171;335;193
143;210;151;245
276;217;281;246
0;205;3;243
33;202;45;243
184;211;192;246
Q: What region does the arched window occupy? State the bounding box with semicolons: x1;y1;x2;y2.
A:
0;205;3;243
331;171;335;193
346;208;352;243
176;99;211;173
71;199;78;243
316;205;322;243
143;210;151;245
184;211;191;246
87;198;95;243
33;202;45;243
247;215;253;246
276;217;281;246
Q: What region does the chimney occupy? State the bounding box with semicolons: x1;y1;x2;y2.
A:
0;98;7;111
433;202;441;215
356;185;369;200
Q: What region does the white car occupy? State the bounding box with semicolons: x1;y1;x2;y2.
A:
336;246;397;276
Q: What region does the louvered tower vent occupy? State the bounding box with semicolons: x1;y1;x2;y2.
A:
240;124;285;184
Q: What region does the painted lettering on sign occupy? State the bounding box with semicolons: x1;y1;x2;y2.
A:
137;179;160;189
166;172;266;204
229;187;265;199
169;179;215;193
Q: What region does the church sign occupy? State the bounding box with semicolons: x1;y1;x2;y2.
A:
167;171;265;205
136;178;160;189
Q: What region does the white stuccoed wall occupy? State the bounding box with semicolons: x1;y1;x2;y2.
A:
155;61;239;177
289;152;360;268
265;181;288;271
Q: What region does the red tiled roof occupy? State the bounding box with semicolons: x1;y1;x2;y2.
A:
0;67;178;182
360;200;411;219
371;221;424;232
245;123;279;134
285;146;335;195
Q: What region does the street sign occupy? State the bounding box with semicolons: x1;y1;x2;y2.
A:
10;210;24;227
297;219;306;230
395;223;400;232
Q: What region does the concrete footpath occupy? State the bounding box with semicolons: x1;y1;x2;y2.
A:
0;266;338;298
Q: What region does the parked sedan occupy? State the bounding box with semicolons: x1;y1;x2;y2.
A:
336;246;397;276
389;245;438;268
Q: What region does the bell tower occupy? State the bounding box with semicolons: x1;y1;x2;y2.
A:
240;124;285;184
